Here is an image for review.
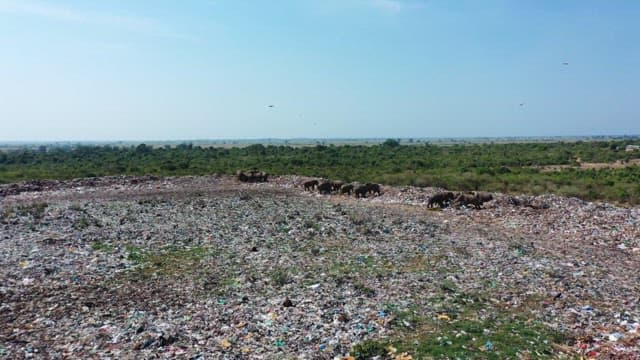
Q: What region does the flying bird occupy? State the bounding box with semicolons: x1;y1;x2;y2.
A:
519;103;525;106
562;62;569;65
268;105;274;108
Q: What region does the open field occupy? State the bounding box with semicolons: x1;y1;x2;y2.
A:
1;175;639;358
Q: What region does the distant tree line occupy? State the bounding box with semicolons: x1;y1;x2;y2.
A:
1;140;639;204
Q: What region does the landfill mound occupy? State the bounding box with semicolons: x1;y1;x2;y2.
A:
1;175;639;359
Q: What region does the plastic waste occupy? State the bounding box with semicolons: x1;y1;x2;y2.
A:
484;340;493;351
581;305;594;312
608;332;623;342
219;338;231;349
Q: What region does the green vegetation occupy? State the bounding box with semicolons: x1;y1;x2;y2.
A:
11;202;48;219
125;244;217;276
269;267;291;287
125;245;145;265
350;339;388;359
141;246;215;276
91;241;116;252
351;301;573;359
73;216;91;230
2;140;640;203
398;316;566;359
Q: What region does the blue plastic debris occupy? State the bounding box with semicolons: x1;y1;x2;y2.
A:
484;340;493;351
581;305;594;312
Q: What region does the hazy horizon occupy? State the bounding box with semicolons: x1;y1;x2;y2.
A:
2;134;639;148
1;1;639;141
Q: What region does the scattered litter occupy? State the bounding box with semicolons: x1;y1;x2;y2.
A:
484;340;493;351
608;332;623;342
394;353;413;360
1;175;639;358
219;338;232;349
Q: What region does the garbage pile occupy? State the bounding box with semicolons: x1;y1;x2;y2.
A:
0;174;638;358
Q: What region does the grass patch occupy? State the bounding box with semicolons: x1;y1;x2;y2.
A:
351;293;574;359
328;255;389;279
277;223;291;233
68;203;84;212
73;216;91;229
440;279;458;294
350;340;388;359
269;267;291;287
353;281;376;297
353;316;572;359
91;241;116;252
1;207;15;219
125;245;145;265
15;202;48;219
303;218;322;231
138;246;217;276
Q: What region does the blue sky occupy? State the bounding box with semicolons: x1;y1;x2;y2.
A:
0;0;638;141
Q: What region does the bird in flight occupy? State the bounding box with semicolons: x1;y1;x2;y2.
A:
562;62;569;65
268;105;274;108
519;103;525;106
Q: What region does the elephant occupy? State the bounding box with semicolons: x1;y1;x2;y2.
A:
508;196;526;207
474;191;493;203
236;170;249;182
455;193;484;209
354;183;380;198
237;169;267;182
355;183;382;198
250;171;268;182
317;181;333;194
354;184;369;198
427;191;455;208
365;183;381;196
303;179;319;191
331;181;344;192
340;183;354;195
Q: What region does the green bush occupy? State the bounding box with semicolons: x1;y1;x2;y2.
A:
350;340;388;359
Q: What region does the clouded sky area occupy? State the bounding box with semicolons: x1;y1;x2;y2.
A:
1;0;639;141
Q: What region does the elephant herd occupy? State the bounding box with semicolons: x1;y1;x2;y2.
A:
427;191;494;209
302;179;382;198
240;172;493;208
237;169;268;183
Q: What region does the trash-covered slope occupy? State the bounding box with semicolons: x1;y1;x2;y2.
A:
1;175;638;359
